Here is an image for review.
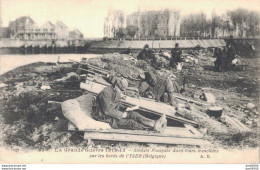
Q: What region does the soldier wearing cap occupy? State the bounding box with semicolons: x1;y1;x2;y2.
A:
138;71;181;107
137;44;153;61
93;76;167;132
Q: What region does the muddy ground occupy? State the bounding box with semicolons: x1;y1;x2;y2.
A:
0;50;259;151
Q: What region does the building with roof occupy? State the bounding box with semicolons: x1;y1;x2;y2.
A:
54;20;70;40
8;17;56;40
68;29;84;46
126;9;181;38
5;17;84;41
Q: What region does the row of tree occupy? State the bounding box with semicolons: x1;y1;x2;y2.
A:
113;8;259;39
169;8;259;38
115;25;138;39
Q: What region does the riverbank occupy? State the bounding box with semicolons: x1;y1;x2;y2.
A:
0;54;101;75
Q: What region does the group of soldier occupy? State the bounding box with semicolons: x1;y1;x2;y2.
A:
68;43;189;133
214;43;236;71
137;43;183;70
75;42;187;133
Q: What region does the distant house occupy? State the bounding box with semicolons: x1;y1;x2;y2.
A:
126;9;181;38
69;29;84;39
8;16;36;38
8;17;57;40
6;16;83;42
54;20;69;40
40;21;57;40
68;29;84;46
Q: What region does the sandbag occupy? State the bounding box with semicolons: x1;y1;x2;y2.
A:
61;98;111;130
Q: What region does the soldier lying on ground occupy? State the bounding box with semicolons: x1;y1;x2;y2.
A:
138;70;186;107
92;76;167;132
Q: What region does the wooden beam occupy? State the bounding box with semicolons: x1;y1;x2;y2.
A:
224;115;251;132
172;93;209;106
84;63;109;74
78;67;97;75
83;132;211;146
232;118;251;132
68;122;202;139
80;82;199;127
184;124;204;138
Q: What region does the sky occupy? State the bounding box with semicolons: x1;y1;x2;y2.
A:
1;0;260;38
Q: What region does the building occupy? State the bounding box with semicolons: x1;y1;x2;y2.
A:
54;20;69;40
123;9;181;38
6;17;84;41
8;17;57;40
69;29;84;39
9;16;36;38
68;29;84;46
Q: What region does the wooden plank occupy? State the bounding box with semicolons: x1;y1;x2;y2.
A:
80;82;199;126
224;115;250;132
68;122;203;139
78;67;98;75
172;93;209;106
230;116;251;132
78;62;109;76
184;124;204;138
83;132;211;146
77;61;109;73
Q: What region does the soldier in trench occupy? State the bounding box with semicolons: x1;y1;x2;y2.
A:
91;76;167;132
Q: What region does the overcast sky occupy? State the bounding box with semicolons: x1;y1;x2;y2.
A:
1;0;260;38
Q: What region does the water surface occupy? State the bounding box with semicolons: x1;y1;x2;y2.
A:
0;54;101;75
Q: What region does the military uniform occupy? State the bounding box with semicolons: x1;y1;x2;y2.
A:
138;71;179;106
93;86;155;130
137;49;154;61
170;48;182;68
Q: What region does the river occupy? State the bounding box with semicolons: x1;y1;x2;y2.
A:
0;54;102;75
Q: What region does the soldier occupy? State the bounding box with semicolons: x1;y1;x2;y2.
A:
226;43;236;66
170;43;182;69
92;76;167;132
214;48;224;71
138;71;182;107
137;44;153;61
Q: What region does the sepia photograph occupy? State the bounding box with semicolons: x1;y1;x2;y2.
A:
0;0;259;164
